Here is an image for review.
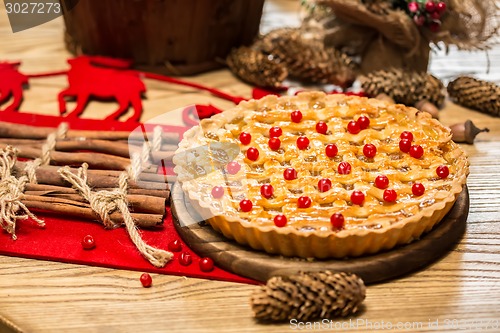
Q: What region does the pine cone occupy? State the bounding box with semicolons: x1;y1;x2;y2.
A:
360;69;446;107
255;28;357;88
447;77;500;117
250;271;365;322
226;46;288;88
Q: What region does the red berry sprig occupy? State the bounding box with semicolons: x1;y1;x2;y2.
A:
406;1;446;32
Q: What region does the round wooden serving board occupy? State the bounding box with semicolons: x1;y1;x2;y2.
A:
171;182;469;284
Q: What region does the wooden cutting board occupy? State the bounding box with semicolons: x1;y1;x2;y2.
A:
171;182;469;284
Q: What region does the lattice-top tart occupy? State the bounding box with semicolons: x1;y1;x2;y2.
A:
173;92;469;258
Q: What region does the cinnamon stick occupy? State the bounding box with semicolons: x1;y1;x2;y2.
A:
0;138;178;160
25;183;170;199
0;121;179;143
23;200;164;228
14;163;174;190
23;193;167;215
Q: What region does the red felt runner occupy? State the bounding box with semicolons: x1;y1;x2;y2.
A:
0;112;257;285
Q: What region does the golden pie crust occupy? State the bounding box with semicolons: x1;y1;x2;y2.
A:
173;92;469;258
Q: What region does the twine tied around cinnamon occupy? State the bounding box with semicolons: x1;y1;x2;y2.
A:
0;146;44;240
24;122;68;183
58;163;173;267
128;125;163;181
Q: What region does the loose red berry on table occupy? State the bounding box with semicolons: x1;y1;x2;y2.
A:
399;139;412;153
260;184;274;199
318;178;332;192
357;116;370;130
274;214;287;227
179;252;192;266
400;131;414;141
168;239;182;252
211;186;224;199
316;121;328;134
297;196;312;209
268;137;281;151
296;136;310;150
291;110;302;123
199;257;214;272
82;235;95;250
239;132;251;145
375;175;389;189
269;126;282;138
436;165;450;178
226;161;241;175
350;190;365;205
383;189;398;202
347;120;361;134
140;273;152;288
363;144;377;158
283;167;298;180
425;1;436;12
325;144;338;158
436;1;446;13
409;145;424;159
330;213;345;230
246;147;259;161
338;161;352;175
239;199;253;212
412;183;425;196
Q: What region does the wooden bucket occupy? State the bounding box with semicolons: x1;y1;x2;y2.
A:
61;0;265;75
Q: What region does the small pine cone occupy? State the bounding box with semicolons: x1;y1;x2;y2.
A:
255;28;357;88
360;69;445;107
226;46;288;88
447;77;500;117
250;271;365;322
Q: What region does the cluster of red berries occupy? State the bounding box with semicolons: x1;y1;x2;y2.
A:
407;0;447;32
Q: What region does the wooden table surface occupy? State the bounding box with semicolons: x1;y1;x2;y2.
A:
1;1;499;332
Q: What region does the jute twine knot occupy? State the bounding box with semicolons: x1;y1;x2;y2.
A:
24;122;68;183
58;163;173;267
0;146;44;240
128;125;163;181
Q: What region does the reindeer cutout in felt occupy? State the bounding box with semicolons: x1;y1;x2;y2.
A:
0;62;29;112
58;56;146;122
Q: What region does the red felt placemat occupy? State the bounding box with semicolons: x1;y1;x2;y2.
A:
0;112;257;285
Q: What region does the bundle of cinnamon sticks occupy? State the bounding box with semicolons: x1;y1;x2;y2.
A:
0;121;179;228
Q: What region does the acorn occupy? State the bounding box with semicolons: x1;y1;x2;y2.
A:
450;120;489;144
415;99;439;119
375;93;395;104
